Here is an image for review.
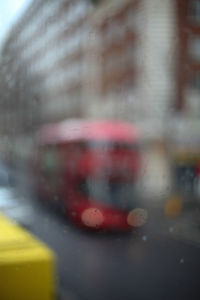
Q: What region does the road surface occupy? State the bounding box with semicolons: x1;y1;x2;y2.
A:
28;200;200;300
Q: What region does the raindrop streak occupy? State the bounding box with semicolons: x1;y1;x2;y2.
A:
142;235;147;241
180;258;184;264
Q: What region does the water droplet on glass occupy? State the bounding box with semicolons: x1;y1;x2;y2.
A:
180;258;184;264
142;235;147;241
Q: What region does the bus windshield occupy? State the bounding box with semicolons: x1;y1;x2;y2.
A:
79;178;137;210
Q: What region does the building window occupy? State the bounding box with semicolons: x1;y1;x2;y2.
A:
99;1;138;96
191;72;200;90
188;0;200;24
177;0;200;110
189;36;200;61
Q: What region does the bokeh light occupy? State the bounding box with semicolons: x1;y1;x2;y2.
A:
127;208;148;227
164;195;183;218
81;207;104;228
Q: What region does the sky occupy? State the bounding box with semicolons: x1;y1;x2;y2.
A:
0;0;30;45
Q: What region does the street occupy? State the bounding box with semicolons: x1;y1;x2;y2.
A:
28;200;200;300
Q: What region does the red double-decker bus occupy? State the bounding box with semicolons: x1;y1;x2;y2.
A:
32;119;145;231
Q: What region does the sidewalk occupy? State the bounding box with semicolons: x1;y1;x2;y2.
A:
151;207;200;247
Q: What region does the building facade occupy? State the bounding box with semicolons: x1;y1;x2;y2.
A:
0;0;199;162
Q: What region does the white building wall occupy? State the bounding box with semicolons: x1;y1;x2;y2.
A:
136;0;176;139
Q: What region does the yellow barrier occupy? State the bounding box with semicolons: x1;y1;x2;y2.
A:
0;214;56;300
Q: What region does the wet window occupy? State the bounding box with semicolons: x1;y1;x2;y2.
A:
0;1;200;300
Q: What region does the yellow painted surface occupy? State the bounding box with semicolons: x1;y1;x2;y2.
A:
0;214;56;300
